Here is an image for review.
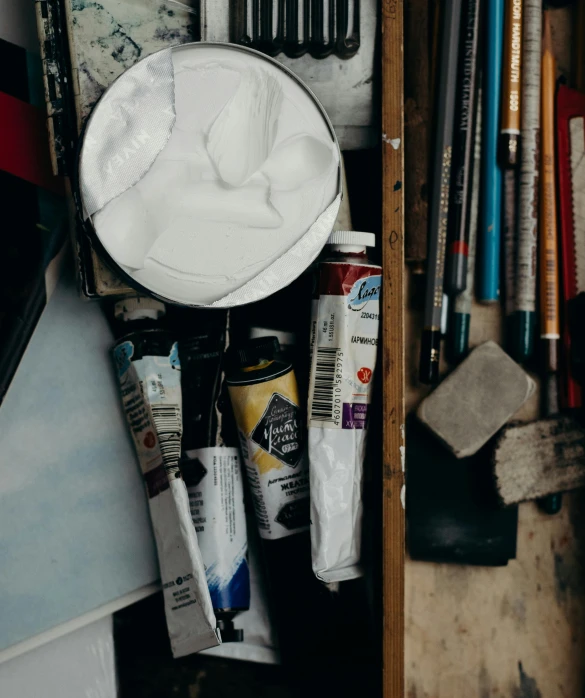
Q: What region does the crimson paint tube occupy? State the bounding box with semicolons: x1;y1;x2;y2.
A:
308;230;382;583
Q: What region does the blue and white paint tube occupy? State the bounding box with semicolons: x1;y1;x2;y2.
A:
113;328;220;657
179;328;250;642
182;448;249;642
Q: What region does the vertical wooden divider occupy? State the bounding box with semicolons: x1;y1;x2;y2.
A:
381;1;406;696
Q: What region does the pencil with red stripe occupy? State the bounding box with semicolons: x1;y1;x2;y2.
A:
445;0;482;294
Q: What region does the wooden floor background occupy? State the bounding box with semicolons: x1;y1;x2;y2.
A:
405;273;585;697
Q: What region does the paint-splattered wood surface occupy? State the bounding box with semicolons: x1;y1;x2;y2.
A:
404;276;585;697
406;493;585;696
65;0;200;124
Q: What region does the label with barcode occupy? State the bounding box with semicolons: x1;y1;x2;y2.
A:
151;404;182;472
308;263;381;430
140;346;182;476
310;347;343;423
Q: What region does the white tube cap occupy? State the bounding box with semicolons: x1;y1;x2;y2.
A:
327;230;376;248
114;295;166;322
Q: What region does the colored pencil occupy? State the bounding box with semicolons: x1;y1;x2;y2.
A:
420;0;463;384
499;0;523;167
503;169;518;337
537;12;562;515
448;90;482;363
477;0;504;302
445;0;482;295
512;0;541;362
539;12;560;375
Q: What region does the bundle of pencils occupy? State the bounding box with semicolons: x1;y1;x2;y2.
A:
419;0;585;512
420;1;585;394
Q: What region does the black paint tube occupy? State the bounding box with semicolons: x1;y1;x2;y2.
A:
226;336;334;667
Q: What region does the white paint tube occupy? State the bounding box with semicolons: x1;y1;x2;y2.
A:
112;330;220;656
308;231;381;583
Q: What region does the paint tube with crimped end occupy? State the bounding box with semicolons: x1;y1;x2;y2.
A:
179;324;250;643
227;336;330;665
308;231;381;583
112;329;220;657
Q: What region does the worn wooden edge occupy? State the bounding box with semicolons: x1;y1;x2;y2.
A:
381;1;406;696
403;0;430;267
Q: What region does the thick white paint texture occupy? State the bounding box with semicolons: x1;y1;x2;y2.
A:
207;68;282;187
92;47;339;305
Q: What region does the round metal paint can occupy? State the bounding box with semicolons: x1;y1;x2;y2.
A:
78;42;341;308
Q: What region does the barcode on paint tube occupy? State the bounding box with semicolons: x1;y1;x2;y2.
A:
150;404;181;472
310;347;340;421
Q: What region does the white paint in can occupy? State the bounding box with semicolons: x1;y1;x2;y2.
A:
80;44;341;307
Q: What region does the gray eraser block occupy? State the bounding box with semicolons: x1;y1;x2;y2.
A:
416;341;536;458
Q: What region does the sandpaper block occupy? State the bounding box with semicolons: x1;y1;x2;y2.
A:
417;341;536;458
407;418;518;566
493;415;585;505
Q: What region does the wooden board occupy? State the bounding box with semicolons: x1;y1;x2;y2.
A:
403;0;430;270
381;1;406;696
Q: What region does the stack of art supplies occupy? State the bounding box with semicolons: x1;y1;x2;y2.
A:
420;1;585;394
418;1;585;515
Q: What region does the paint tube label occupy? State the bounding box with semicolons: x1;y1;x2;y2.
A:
114;338;182;495
228;369;310;541
113;335;220;656
183;447;250;611
113;340;166;495
308;262;381;430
